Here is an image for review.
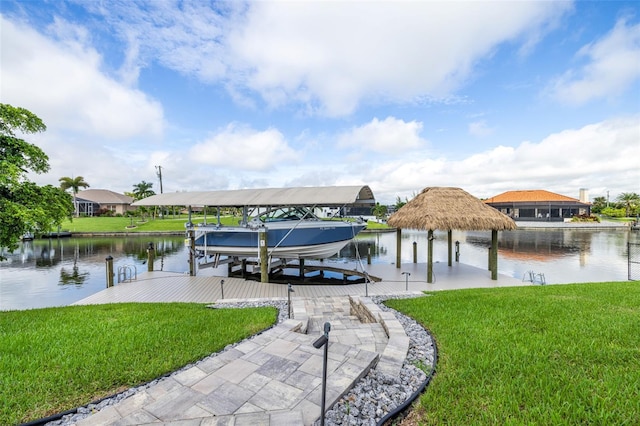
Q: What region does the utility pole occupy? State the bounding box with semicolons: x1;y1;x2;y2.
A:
155;165;164;194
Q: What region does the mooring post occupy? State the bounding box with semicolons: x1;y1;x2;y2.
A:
412;241;417;263
259;228;269;283
220;279;225;300
146;242;155;272
105;255;114;288
313;322;331;426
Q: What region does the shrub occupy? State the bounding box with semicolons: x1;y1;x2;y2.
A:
601;207;626;218
571;214;600;222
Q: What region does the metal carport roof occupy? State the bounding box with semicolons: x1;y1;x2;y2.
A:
131;185;375;207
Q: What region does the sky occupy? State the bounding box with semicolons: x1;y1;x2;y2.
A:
1;1;639;204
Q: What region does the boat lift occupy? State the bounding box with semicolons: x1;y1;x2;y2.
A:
133;186;376;283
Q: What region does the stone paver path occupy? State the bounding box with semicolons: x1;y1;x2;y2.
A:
74;296;409;426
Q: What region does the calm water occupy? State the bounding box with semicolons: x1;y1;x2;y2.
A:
1;229;637;310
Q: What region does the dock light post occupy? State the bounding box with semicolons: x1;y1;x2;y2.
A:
455;241;460;262
105;256;114;288
287;283;294;319
313;322;331;426
364;272;370;297
220;279;225;300
402;271;411;291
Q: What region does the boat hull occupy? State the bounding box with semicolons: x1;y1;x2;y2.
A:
194;221;366;259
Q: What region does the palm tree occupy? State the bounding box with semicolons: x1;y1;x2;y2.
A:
132;181;156;200
59;176;90;217
616;192;640;217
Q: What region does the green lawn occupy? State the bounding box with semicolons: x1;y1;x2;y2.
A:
386;281;640;425
60;215;237;233
61;216;391;233
0;303;277;424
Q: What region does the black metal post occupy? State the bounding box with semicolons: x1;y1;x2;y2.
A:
220;279;224;300
364;272;369;297
287;283;294;319
402;271;411;291
313;322;331;426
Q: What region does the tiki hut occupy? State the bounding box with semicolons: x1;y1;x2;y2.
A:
387;187;517;282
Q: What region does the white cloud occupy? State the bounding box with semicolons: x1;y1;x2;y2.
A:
468;120;495;137
546;18;640;105
226;1;571;116
189;123;299;171
74;1;570;117
363;116;640;203
337;117;426;154
0;16;165;140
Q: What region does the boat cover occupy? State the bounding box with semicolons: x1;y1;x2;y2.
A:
132;185;375;207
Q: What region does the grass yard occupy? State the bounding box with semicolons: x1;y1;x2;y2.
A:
0;303;277;424
60;216;390;233
386;281;640;425
60;215;235;233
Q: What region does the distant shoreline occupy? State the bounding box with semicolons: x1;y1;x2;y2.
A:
514;220;632;230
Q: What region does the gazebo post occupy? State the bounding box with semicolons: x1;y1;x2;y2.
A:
396;228;402;269
427;230;434;283
447;230;452;267
491;229;498;280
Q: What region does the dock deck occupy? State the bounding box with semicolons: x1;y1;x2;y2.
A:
73;261;526;306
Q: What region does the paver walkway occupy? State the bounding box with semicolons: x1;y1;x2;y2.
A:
74;296;410;426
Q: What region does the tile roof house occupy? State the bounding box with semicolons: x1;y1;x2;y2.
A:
484;189;591;221
76;189;135;216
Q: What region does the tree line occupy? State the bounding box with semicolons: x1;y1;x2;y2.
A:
591;193;640;218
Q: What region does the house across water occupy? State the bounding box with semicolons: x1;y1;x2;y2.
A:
484;189;591;221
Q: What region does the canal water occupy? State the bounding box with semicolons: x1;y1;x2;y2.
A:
1;229;637;311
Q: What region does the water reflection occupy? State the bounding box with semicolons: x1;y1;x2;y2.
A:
1;230;637;311
1;236;187;310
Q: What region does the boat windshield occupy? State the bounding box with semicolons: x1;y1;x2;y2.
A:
258;207;318;222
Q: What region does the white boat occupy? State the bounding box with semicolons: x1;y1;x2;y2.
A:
193;206;366;259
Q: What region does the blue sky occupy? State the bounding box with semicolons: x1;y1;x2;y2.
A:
1;0;639;204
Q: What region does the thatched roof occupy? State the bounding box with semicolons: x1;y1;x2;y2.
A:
387;187;517;231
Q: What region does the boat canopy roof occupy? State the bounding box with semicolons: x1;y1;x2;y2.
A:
132;185;375;207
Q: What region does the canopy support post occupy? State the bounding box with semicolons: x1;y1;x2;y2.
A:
260;229;269;283
396;228;402;269
447;230;453;267
188;228;196;277
427;230;434;283
491;229;498;280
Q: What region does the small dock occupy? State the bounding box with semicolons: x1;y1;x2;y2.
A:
73;261;525;306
